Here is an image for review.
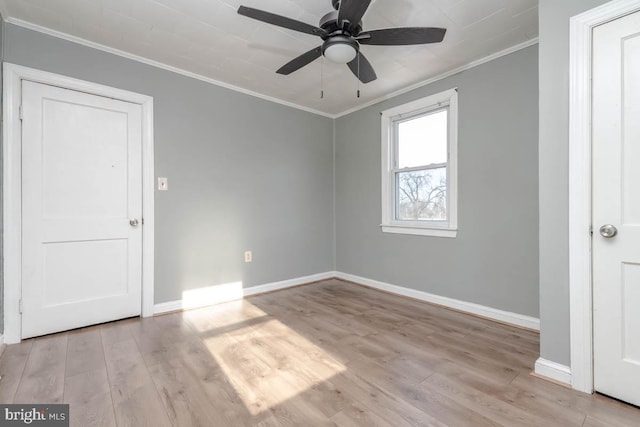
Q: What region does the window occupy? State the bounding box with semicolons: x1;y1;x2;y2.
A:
381;88;458;237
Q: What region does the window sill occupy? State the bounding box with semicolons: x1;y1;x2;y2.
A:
381;224;458;238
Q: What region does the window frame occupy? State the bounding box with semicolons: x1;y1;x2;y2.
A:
380;88;458;238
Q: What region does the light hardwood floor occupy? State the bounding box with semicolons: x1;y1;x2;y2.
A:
1;279;640;426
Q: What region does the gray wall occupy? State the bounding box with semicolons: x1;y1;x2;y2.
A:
0;16;4;333
335;45;539;317
538;0;610;366
2;21;543;337
2;23;335;305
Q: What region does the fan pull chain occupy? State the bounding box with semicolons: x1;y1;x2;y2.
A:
357;52;361;98
320;57;324;99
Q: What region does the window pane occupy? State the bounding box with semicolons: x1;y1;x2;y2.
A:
396;168;447;221
397;109;448;168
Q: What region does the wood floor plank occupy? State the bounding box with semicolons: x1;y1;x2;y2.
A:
266;398;336;427
330;402;395;427
233;329;350;419
346;358;499;427
435;366;586;426
473;322;540;353
431;331;534;374
0;340;33;403
258;312;355;365
102;338;152;403
418;333;520;384
177;338;279;427
63;367;116;427
66;326;105;378
14;333;67;403
99;318;135;346
230;316;340;371
330;369;446;427
130;314;201;368
2;279;640;426
204;328;338;426
112;383;173;427
584;395;640;427
510;374;640;426
148;357;233;427
583;415;615;427
201;331;273;413
101;337;172;427
423;372;551;427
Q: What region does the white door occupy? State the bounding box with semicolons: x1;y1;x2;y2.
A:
592;10;640;406
21;80;143;339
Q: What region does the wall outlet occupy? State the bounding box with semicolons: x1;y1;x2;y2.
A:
158;177;168;191
244;251;252;263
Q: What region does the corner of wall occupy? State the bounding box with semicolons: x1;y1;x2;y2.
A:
0;14;5;336
332;118;337;272
534;357;572;386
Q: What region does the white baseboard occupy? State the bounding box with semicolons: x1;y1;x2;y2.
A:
154;300;187;314
154;270;541;332
334;271;540;331
534;358;572;386
154;271;335;315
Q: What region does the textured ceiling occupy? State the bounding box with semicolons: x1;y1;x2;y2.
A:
0;0;538;116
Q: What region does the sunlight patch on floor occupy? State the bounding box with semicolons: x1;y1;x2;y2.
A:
194;302;345;415
184;296;269;333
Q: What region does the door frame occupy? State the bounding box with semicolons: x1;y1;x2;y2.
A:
569;0;640;394
2;63;155;344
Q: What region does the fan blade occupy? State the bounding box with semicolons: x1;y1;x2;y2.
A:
277;46;323;75
347;52;377;83
338;0;372;30
238;6;325;37
358;27;446;45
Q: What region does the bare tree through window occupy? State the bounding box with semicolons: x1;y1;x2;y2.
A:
397;168;447;220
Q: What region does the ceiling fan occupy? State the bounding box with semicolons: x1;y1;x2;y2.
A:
237;0;447;84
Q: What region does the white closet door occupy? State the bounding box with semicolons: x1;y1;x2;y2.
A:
21;80;143;338
592;10;640;407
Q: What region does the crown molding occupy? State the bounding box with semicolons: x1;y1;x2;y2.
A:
4;16;538;119
4;17;335;119
334;37;539;118
0;3;9;22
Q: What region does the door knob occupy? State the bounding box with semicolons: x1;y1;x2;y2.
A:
599;224;617;238
129;218;139;227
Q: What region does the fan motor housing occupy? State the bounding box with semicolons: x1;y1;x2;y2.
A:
319;10;362;37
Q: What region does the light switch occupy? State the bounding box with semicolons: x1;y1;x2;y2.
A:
158;177;168;191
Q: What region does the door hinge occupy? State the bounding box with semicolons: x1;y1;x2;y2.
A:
19;104;23;121
19;299;23;314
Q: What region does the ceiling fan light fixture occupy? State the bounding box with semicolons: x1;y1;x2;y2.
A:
237;1;447;83
324;43;357;63
322;36;358;64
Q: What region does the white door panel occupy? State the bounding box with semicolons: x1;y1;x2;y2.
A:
21;80;143;339
592;10;640;406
